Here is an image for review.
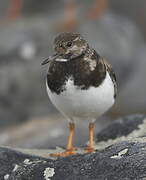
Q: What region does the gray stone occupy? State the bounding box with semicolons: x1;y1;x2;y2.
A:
96;114;146;143
0;138;146;179
0;114;146;179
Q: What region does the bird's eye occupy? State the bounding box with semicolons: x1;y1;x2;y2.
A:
59;44;63;48
66;42;72;47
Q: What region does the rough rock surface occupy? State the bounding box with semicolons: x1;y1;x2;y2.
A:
1;138;146;180
96;114;146;143
0;114;146;180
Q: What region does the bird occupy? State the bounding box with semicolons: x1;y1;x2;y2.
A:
42;32;117;157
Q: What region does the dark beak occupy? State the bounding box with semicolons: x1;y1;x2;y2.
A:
41;54;58;65
41;58;50;65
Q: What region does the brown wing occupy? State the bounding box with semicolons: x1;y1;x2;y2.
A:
102;58;117;98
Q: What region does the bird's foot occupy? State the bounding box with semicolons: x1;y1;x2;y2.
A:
50;148;76;157
84;146;95;153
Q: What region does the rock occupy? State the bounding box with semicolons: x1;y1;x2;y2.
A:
0;138;146;179
0;114;146;179
95;114;146;150
96;114;146;143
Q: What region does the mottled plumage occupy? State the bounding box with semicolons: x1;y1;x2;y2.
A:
102;59;117;98
47;50;107;95
42;32;117;157
42;32;117;116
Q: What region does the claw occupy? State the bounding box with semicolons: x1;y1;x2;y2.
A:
50;148;76;157
84;147;95;153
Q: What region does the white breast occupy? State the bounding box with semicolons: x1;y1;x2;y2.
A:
47;72;115;121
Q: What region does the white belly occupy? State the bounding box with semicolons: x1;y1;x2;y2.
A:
47;72;115;121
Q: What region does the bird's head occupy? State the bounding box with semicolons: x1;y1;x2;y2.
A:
54;32;88;59
42;32;88;65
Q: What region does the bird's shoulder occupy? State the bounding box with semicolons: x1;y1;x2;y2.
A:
100;58;117;98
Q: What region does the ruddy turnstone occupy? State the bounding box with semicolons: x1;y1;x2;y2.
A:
42;32;117;157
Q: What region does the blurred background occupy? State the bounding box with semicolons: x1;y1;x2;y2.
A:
0;0;146;149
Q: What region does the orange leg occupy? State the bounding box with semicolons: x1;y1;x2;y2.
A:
50;122;76;157
85;122;95;153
